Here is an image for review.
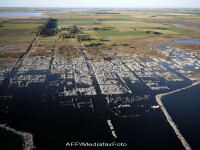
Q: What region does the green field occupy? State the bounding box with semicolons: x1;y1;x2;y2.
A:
36;9;196;46
0;24;41;29
124;31;150;35
58;18;96;21
45;17;193;46
166;27;191;34
96;30;125;36
57;18;97;26
98;18;131;21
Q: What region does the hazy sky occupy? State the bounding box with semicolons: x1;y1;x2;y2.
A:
0;0;200;8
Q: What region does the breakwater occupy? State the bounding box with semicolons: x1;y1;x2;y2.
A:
156;82;200;150
0;124;34;150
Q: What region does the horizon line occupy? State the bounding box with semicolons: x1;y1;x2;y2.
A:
1;7;200;9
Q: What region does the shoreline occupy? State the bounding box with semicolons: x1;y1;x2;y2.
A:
0;124;34;150
155;81;200;150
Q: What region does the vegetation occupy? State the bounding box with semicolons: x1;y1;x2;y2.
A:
1;9;193;49
58;18;96;21
0;18;45;42
93;27;113;30
85;43;103;47
36;18;56;37
97;18;131;21
167;27;191;34
96;30;125;36
0;24;41;29
95;13;120;14
58;25;80;42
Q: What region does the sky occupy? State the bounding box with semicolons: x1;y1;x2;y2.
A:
0;0;200;8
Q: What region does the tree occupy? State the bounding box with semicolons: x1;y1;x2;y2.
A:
75;33;81;43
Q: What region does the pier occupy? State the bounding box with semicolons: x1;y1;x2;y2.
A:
156;82;200;150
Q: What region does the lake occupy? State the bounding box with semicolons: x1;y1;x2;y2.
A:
0;13;45;17
173;39;200;45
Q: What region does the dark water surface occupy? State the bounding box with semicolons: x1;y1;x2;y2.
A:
0;71;184;150
162;85;200;150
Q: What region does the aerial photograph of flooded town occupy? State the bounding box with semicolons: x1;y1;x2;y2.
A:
0;0;200;150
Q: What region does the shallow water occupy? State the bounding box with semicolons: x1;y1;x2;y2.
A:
173;39;200;45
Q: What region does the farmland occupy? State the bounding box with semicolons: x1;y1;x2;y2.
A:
45;12;195;47
0;24;41;29
0;8;199;67
0;18;47;71
96;30;125;36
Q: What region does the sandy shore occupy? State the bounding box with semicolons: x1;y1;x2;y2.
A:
156;81;200;150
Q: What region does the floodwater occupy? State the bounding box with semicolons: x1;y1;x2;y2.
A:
1;39;200;149
0;70;185;150
0;62;187;150
158;39;200;150
162;85;200;150
0;13;45;17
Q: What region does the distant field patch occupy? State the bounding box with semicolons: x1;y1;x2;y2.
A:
58;18;96;21
124;31;148;35
158;15;179;17
0;36;35;42
140;29;178;34
0;24;41;29
103;21;170;28
166;27;191;34
105;35;152;43
98;18;131;21
76;15;109;19
57;18;97;26
96;30;125;36
96;13;120;14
